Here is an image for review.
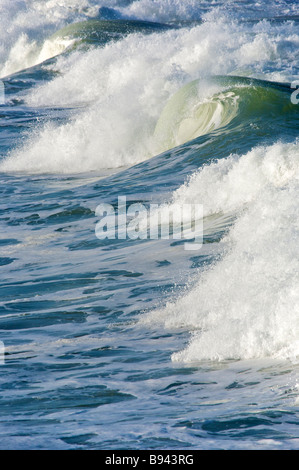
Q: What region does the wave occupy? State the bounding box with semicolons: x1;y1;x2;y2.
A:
0;0;99;77
0;18;173;78
116;0;299;23
1;0;298;77
141;140;299;363
1;7;298;174
153;75;294;154
0;72;295;174
153;80;240;154
50;18;173;45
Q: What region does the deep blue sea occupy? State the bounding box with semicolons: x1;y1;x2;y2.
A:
0;0;298;450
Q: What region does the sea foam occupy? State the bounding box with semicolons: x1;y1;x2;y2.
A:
142;141;299;362
1;12;298;174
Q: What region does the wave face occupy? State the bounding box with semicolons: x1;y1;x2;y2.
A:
153;76;295;153
0;0;299;451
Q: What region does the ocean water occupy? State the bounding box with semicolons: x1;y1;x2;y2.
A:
0;0;298;450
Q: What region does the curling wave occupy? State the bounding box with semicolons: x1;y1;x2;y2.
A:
153;75;294;153
0;74;295;174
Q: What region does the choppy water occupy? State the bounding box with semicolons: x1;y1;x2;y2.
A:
0;0;298;450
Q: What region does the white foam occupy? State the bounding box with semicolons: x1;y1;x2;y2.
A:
142;141;299;362
118;0;205;23
1;0;298;77
0;0;100;77
118;0;299;23
1;12;298;174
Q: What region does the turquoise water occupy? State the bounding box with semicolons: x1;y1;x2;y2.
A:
0;0;298;450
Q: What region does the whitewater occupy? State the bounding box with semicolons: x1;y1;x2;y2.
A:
0;0;298;450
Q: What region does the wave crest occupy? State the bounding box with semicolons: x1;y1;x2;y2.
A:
142;141;299;363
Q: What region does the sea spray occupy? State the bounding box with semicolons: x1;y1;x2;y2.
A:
141;141;299;362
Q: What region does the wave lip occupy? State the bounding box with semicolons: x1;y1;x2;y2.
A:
49;18;174;46
153;79;239;154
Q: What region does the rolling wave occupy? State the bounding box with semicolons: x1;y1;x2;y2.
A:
0;74;296;174
0;18;173;78
153;75;295;153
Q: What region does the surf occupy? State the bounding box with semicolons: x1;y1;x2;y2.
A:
0;73;296;174
0;18;174;78
141;139;299;363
